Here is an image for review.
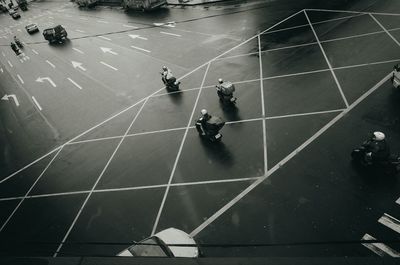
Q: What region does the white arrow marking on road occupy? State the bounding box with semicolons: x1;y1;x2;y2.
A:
123;24;138;29
67;78;83;90
160;31;181;37
129;34;147;40
31;96;42;111
2;94;20;107
100;61;118;71
8;61;13;68
46;60;56;68
71;61;86;71
72;48;84;54
98;36;111;41
130;45;151;53
17;74;24;84
100;47;118;55
36;77;56;87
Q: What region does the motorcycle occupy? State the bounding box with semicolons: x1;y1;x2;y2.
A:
392;65;400;89
217;81;237;105
196;116;225;143
351;142;400;175
161;72;180;91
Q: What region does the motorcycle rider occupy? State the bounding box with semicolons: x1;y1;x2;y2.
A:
13;36;22;48
161;66;180;89
196;109;211;136
216;78;236;103
364;131;390;163
10;42;19;54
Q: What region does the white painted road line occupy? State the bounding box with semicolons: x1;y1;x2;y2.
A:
32;96;43;111
100;61;118;71
17;74;24;84
129;34;147;40
131;45;151;53
370;14;400;47
46;60;56;68
7;61;13;68
1;52;5;57
0;68;3;73
378;213;400;234
98;36;111;41
32;49;39;55
396;197;400;205
67;78;83;90
160;31;181;37
97;20;109;24
72;48;84;54
258;34;268;176
75;29;85;33
362;234;400;257
123;24;138;29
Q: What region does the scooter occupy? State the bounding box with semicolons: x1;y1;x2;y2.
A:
195;116;225;143
351;143;400;175
161;73;180;91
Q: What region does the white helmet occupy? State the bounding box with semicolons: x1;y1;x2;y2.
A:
373;131;385;141
162;66;167;71
201;109;208;115
218;78;223;84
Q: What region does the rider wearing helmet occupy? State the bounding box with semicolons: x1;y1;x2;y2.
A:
365;131;390;162
196;109;211;136
161;66;171;84
216;78;224;98
10;42;17;52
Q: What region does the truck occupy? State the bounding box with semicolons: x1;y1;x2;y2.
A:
16;0;28;11
122;0;167;11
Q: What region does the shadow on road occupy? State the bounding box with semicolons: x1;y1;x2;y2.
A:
199;138;234;167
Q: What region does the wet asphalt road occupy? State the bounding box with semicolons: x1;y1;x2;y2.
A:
1;0;400;258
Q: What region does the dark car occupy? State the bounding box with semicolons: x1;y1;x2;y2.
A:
11;12;20;19
25;23;39;34
43;25;68;43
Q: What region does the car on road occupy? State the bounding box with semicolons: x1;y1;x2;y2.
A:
11;12;21;19
117;228;199;257
43;25;68;43
25;23;39;34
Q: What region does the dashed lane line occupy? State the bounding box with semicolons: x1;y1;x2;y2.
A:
0;68;3;73
362;234;400;257
130;45;151;53
17;74;24;84
32;49;39;55
31;96;43;111
97;20;109;24
100;61;118;71
75;29;85;33
72;48;84;54
46;60;56;68
7;61;13;68
378;213;400;234
98;36;111;41
123;24;138;29
67;78;83;90
160;31;181;37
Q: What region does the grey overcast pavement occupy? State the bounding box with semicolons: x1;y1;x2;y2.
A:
1;0;400;258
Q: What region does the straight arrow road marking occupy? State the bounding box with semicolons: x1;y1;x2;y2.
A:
100;61;118;71
129;34;147;40
71;61;86;71
1;94;19;107
72;48;84;54
160;31;181;37
100;47;118;55
32;96;42;110
36;77;56;87
131;45;151;53
46;60;56;68
67;78;83;90
17;74;24;84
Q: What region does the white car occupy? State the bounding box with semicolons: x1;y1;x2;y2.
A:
25;23;39;34
117;228;199;257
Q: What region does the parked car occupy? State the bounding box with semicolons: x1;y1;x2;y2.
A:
117;228;199;257
11;12;21;19
25;23;39;34
43;25;68;43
